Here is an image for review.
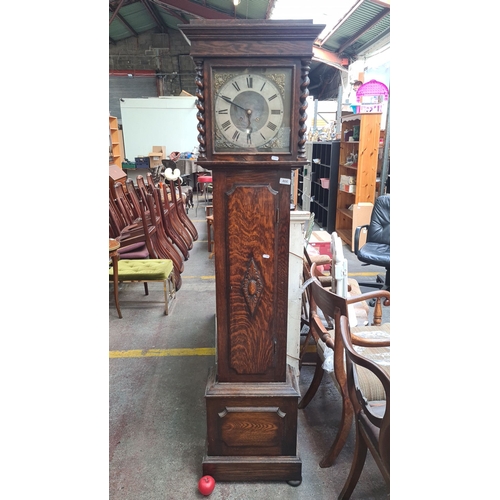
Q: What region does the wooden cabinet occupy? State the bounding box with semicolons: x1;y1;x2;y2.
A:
109;115;123;168
335;113;381;250
306;141;340;233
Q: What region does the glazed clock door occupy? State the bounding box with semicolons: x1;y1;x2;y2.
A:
215;168;290;383
212;66;293;155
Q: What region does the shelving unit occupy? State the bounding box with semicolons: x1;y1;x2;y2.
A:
335;113;381;250
307;141;340;233
109;115;123;168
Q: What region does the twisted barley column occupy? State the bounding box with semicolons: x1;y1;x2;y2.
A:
194;59;206;159
298;59;311;159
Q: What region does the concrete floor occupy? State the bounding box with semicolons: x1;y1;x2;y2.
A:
109;186;389;499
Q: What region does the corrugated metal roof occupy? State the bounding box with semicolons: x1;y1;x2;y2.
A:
111;0;389;62
110;0;277;43
109;0;389;100
318;0;390;58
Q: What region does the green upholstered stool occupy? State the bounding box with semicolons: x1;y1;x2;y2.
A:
109;259;175;318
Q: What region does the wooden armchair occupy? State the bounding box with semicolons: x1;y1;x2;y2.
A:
337;314;389;499
299;246;335;369
299;253;389;468
299;232;371;371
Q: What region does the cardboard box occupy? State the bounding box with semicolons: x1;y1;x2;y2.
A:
339;183;356;194
340;174;355;185
308;230;332;270
148;152;163;169
152;146;167;160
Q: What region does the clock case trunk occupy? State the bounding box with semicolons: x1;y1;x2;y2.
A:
201;162;302;482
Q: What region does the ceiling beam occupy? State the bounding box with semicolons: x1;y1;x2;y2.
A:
109;0;126;25
312;46;348;68
141;0;169;31
109;6;139;36
153;0;233;19
156;4;189;24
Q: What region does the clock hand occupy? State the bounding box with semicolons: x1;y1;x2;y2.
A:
246;109;253;144
219;94;251;114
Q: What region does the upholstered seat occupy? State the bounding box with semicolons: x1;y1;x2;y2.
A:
117;241;150;259
109;259;176;317
315;323;390;402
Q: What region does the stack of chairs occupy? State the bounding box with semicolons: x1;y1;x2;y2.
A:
109;172;197;292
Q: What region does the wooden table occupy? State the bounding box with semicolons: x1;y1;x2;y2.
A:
109;238;122;319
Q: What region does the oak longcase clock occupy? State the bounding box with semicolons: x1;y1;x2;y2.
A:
180;19;324;485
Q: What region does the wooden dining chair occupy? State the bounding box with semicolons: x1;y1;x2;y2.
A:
141;192;183;290
109;188;153;259
156;180;194;253
337;314;389;499
299;259;389;468
168;176;198;241
136;175;193;258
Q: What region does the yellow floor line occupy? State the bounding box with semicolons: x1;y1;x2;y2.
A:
179;275;215;280
110;347;216;358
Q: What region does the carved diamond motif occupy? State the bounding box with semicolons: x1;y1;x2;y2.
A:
241;258;264;315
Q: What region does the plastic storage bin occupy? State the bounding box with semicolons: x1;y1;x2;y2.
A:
135;157;150;169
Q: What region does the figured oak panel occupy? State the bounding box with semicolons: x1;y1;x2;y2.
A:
226;184;277;376
219;406;285;449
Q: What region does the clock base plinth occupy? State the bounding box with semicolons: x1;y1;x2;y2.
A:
202;454;302;483
203;365;302;482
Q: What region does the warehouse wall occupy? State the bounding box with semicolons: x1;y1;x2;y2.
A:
109;28;197;120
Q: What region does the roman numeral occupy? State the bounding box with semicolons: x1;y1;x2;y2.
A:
246;77;253;88
260;132;266;140
221;120;231;131
268;94;278;101
271;110;281;115
232;81;240;91
218;109;228;114
267;122;277;131
260;81;267;91
232;130;240;141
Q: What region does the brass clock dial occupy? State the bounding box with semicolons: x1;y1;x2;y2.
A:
212;68;292;153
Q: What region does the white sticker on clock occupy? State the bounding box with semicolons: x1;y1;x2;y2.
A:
280;178;291;185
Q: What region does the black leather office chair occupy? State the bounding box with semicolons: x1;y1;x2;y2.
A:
354;194;390;291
